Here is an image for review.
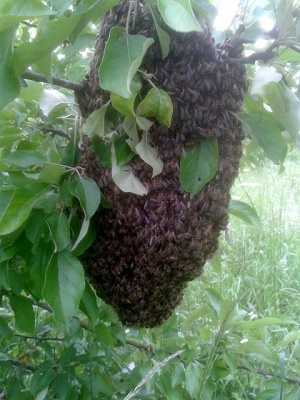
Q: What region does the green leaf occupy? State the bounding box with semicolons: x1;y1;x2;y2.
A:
79;282;98;325
45;212;70;252
265;82;300;148
149;8;171;59
277;330;300;347
9;295;35;333
43;250;85;325
39;89;69;117
99;27;154;98
135;132;163;177
111;145;148;195
110;91;136;117
70;0;118;42
69;176;101;220
82;102;110;138
205;287;223;316
13;14;81;75
114;136;135;166
180;138;218;197
137;88;173;126
284;388;300;400
238;113;287;164
182;306;209;329
185;362;202;399
229;199;260;227
157;0;202;32
27;241;54;299
71;218;95;256
2;150;48;167
191;0;217;28
37;165;66;184
233;339;273;359
251;66;282;98
95;322;113;347
79;372;115;398
0;317;13;339
60;135;81;167
30;363;53;398
0;184;49;235
0;0;55;33
0;27;20;110
123;116;140;151
92;136;112;168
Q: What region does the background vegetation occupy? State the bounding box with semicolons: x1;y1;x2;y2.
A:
0;0;300;398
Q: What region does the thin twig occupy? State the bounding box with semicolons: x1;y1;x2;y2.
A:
125;339;154;353
21;21;37;28
238;365;300;386
15;334;63;342
30;297;151;352
9;359;36;372
41;126;71;139
22;70;83;92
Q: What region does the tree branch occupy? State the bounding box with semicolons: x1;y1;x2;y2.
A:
9;359;36;372
233;41;279;65
22;70;83;92
30;297;151;351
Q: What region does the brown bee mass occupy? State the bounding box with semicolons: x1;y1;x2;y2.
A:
76;0;248;327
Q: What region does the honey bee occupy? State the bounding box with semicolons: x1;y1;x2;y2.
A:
198;80;206;91
210;98;219;111
216;69;222;86
185;140;197;148
157;203;166;215
174;219;183;233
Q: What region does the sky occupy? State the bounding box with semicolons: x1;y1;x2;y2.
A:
214;0;240;30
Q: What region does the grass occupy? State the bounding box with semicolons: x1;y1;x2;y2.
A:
163;150;300;398
181;150;300;319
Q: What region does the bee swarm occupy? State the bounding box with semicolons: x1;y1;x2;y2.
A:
76;0;248;327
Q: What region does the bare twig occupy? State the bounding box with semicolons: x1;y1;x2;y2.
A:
15;334;63;342
22;70;83;92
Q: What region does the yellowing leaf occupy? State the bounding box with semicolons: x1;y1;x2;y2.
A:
135;133;163;177
123;117;140;151
137;88;173;126
111;145;148;195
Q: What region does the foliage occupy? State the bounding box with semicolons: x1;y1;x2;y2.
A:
0;0;300;398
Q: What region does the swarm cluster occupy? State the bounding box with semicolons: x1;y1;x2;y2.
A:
77;0;248;327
